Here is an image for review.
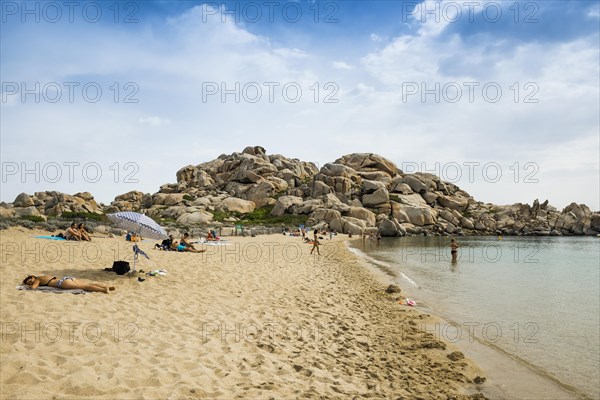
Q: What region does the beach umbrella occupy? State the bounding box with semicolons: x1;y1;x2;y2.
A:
106;212;168;271
106;212;168;240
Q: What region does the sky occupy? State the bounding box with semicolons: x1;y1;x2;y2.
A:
1;0;599;210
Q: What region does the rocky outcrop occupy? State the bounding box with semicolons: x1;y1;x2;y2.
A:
6;191;103;218
2;147;597;236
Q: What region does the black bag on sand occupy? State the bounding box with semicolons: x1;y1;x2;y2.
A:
112;261;130;275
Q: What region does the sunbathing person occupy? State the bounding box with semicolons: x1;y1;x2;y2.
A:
78;223;92;241
171;240;205;253
64;223;82;241
180;233;204;252
22;275;115;293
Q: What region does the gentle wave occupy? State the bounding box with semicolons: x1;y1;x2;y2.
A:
346;243;420;288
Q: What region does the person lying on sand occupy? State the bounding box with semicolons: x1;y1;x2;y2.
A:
22;275;115;293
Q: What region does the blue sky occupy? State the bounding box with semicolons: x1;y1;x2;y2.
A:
1;0;599;209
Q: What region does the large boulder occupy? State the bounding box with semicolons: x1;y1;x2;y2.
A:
296;199;325;215
311;180;331;197
335;153;400;177
421;191;439;205
177;211;213;224
14;206;40;218
321;194;351;213
329;217;363;235
222;198;256;214
270;196;303;217
192;197;211;207
74;192;94;201
362;188;389;207
399;206;437;226
246;181;277;208
391;203;410;223
197;170;215;188
13;193;34;207
363;180;387;193
164;194;186;207
460;217;475;230
345;207;376;227
563;203;591;219
590;214;600;233
309;208;342;223
393;193;427;207
438;195;469;211
379;219;400;237
242;145;266;156
401;176;428;194
319;163;357;179
0;208;15;218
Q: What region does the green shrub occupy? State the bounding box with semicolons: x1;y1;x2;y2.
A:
239;206;307;226
19;215;45;223
60;211;105;222
183;194;194;201
211;210;231;222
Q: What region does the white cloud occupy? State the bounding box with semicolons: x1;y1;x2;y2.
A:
587;3;600;18
139;116;171;126
370;33;383;42
332;61;354;70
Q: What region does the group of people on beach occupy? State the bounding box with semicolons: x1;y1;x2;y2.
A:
155;233;206;253
62;222;92;241
22;221;118;292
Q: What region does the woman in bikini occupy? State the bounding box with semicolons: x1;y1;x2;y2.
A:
22;275;115;293
450;238;459;263
77;223;92;241
310;229;320;255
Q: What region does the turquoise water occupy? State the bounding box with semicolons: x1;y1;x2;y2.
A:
350;236;600;398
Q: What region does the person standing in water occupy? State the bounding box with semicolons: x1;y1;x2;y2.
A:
450;238;459;263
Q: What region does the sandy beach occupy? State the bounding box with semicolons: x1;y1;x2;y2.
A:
1;227;488;399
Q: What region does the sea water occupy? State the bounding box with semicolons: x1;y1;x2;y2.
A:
349;236;600;398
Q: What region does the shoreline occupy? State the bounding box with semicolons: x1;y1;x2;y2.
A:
2;227;487;399
345;239;585;400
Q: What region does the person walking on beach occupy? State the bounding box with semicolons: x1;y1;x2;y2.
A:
310;229;320;255
450;238;459;263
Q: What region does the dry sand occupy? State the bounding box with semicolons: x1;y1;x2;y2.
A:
1;227;487;399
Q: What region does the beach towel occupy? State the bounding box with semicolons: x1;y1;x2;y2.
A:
34;235;66;241
16;285;87;294
133;245;150;259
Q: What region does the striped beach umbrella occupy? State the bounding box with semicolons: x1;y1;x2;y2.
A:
106;212;168;240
